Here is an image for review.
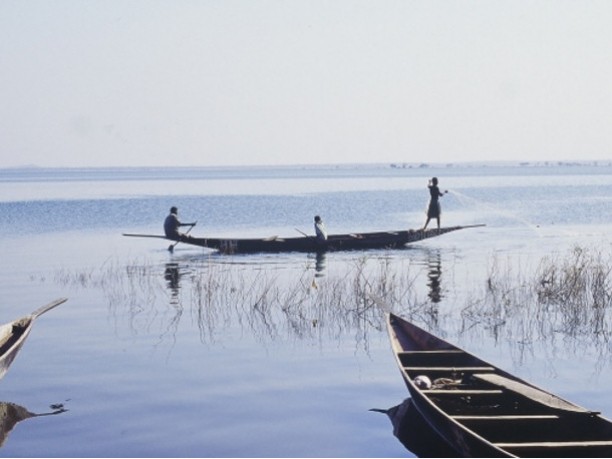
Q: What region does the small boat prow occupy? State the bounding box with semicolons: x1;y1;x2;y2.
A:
31;297;68;319
0;298;68;380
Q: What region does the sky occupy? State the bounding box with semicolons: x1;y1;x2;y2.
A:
2;0;612;168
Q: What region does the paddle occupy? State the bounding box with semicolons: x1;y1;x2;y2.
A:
296;228;323;244
168;222;196;253
295;228;310;238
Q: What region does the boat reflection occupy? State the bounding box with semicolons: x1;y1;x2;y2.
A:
0;401;66;448
53;249;612;369
375;397;458;457
118;256;420;350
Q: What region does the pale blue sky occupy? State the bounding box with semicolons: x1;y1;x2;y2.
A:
2;1;612;168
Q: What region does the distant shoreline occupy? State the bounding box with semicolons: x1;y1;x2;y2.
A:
2;159;612;173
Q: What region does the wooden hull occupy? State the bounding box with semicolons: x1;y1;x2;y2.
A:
387;313;612;457
124;224;483;254
0;320;33;381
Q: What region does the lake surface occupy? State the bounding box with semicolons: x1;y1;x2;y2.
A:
0;162;611;457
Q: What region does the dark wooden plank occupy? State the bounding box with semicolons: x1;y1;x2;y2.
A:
399;350;464;355
421;389;503;395
453;414;559;421
472;373;588;413
404;366;495;372
495;440;612;449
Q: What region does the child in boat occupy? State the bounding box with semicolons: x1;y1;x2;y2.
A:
314;215;327;242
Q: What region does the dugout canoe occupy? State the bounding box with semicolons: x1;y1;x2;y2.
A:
123;224;484;254
387;312;612;457
0;298;67;380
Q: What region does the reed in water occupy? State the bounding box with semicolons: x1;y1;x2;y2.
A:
463;244;612;343
44;244;612;353
47;255;429;350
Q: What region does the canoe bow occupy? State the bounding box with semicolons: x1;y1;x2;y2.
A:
0;298;67;380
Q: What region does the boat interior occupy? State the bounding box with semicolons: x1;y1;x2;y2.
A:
398;349;612;457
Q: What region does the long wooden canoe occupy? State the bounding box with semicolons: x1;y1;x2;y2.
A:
387;312;612;457
124;224;484;254
0;298;67;380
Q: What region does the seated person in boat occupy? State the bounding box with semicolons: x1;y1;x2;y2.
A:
164;207;196;241
314;215;327;242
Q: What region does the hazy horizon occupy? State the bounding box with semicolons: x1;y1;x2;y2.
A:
2;158;610;173
2;1;612;168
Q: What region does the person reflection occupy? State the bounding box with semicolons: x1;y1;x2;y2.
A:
315;252;327;277
308;252;327;289
164;263;182;303
427;250;443;304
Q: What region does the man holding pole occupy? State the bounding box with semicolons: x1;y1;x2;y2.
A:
164;206;197;242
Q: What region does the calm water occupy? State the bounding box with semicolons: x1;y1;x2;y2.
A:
0;163;611;457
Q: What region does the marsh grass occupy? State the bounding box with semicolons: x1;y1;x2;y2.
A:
43;244;612;361
48;255;430;351
536;246;612;337
183;256;430;349
465;245;612;346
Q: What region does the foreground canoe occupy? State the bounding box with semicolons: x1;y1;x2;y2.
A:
0;298;67;380
387;313;612;457
124;224;484;254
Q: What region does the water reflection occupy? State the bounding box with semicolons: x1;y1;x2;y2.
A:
65;255;424;352
49;248;612;369
374;397;457;457
426;250;443;304
314;252;327;277
0;401;66;448
164;263;182;303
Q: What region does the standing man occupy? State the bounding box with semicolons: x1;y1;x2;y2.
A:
423;177;448;230
164;207;196;241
